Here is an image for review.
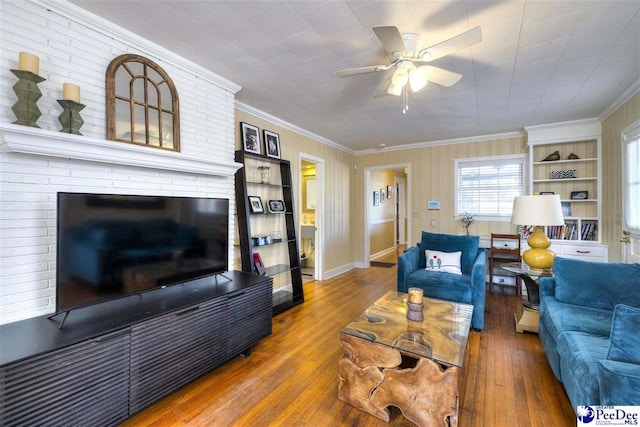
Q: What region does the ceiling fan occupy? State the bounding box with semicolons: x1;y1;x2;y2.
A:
335;25;482;104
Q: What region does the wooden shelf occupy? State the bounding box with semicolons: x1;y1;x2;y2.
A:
532;157;597;165
533;177;597;183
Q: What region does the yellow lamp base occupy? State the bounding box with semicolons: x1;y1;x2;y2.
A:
523;226;555;270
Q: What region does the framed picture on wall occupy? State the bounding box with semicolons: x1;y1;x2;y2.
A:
241;122;261;154
380;188;385;203
248;195;264;213
387;185;393;199
373;191;380;206
264;130;281;159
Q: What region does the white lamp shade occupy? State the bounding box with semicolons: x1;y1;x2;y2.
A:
511;195;565;226
387;81;403;96
391;69;408;87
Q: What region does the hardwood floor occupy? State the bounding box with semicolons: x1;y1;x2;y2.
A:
122;248;575;426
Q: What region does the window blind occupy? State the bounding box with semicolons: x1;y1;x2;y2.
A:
456;156;525;218
624;125;640;232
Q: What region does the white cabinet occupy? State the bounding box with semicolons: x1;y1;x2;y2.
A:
525;119;607;261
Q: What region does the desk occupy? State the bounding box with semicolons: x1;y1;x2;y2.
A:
500;263;552;334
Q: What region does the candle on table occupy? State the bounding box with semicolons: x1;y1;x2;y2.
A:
408;287;423;304
18;52;39;74
62;83;80;103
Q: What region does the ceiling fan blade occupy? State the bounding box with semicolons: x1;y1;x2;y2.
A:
417;26;482;62
334;65;390;78
420;66;462;87
373;26;406;58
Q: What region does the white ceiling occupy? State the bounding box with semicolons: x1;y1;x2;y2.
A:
71;0;640;151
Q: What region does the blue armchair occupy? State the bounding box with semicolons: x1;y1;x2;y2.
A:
398;231;486;330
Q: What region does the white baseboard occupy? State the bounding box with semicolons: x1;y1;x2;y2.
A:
370;246;397;261
354;261;367;269
323;263;356;280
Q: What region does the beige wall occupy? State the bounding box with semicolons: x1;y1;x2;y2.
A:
369;169;396;257
235;109;355;275
601;91;640;262
352;136;527;263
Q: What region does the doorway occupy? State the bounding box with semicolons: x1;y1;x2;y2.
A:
300;154;324;281
364;164;411;266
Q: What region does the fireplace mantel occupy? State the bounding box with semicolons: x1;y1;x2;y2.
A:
0;123;242;177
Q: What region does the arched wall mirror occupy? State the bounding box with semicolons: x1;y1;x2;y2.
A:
106;54;180;151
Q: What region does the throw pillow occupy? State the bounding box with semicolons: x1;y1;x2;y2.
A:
425;250;462;275
607;304;640;365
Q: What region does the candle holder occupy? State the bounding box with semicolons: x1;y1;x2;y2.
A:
57;99;85;135
407;302;424;321
11;69;45;128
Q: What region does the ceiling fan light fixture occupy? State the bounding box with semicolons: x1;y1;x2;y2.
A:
387;81;403;96
391;68;408;87
409;68;428;92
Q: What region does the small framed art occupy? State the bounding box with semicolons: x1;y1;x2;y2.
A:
387;185;393;199
380;188;385;203
373;191;380;206
570;191;588;200
248;195;264;213
268;199;286;213
241;122;261;154
264;130;281;159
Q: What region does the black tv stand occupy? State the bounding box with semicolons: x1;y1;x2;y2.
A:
0;271;272;427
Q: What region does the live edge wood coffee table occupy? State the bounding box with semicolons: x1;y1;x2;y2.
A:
338;291;473;427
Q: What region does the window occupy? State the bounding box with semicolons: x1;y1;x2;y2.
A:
623;121;640;233
454;155;525;219
106;54;180;151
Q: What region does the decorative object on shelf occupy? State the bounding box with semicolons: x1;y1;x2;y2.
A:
258;165;270;184
373;190;380;206
251;235;272;246
540;191;554;195
457;212;476;235
268;199;286;213
550;169;576;179
263;130;281;159
11;52;45;128
387;185;393;199
248;195;264;213
241;122;261;154
253;252;266;275
273;230;282;243
57;99;85;135
570;190;588;200
567;153;580;160
561;202;571;217
518;225;535;239
541;151;560;161
380;188;385;203
511;194;565;271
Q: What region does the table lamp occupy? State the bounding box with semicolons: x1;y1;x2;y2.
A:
511;195;565;271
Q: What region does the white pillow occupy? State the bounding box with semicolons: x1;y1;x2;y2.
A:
425;250;462;275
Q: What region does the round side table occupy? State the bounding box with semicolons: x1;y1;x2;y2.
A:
500;262;553;333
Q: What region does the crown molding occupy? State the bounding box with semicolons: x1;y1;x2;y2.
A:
31;0;241;94
234;101;354;154
598;79;640;122
525;118;601;144
0;123;242;177
354;130;525;155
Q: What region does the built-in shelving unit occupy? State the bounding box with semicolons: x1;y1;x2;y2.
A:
525;119;608;261
235;150;303;315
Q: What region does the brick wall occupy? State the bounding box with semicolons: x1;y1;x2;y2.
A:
0;0;239;324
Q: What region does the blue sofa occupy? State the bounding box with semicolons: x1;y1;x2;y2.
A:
539;257;640;409
397;231;486;330
62;219;205;289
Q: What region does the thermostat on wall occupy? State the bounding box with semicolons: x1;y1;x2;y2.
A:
427;201;440;210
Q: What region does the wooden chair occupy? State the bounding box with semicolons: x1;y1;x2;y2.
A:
489;233;522;295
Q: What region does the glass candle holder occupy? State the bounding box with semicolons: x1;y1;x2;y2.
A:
408;287;424;304
258;166;270;184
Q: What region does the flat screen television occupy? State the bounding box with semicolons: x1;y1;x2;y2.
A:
56;192;229;313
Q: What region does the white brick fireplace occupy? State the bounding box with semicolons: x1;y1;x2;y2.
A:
0;0;241;324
